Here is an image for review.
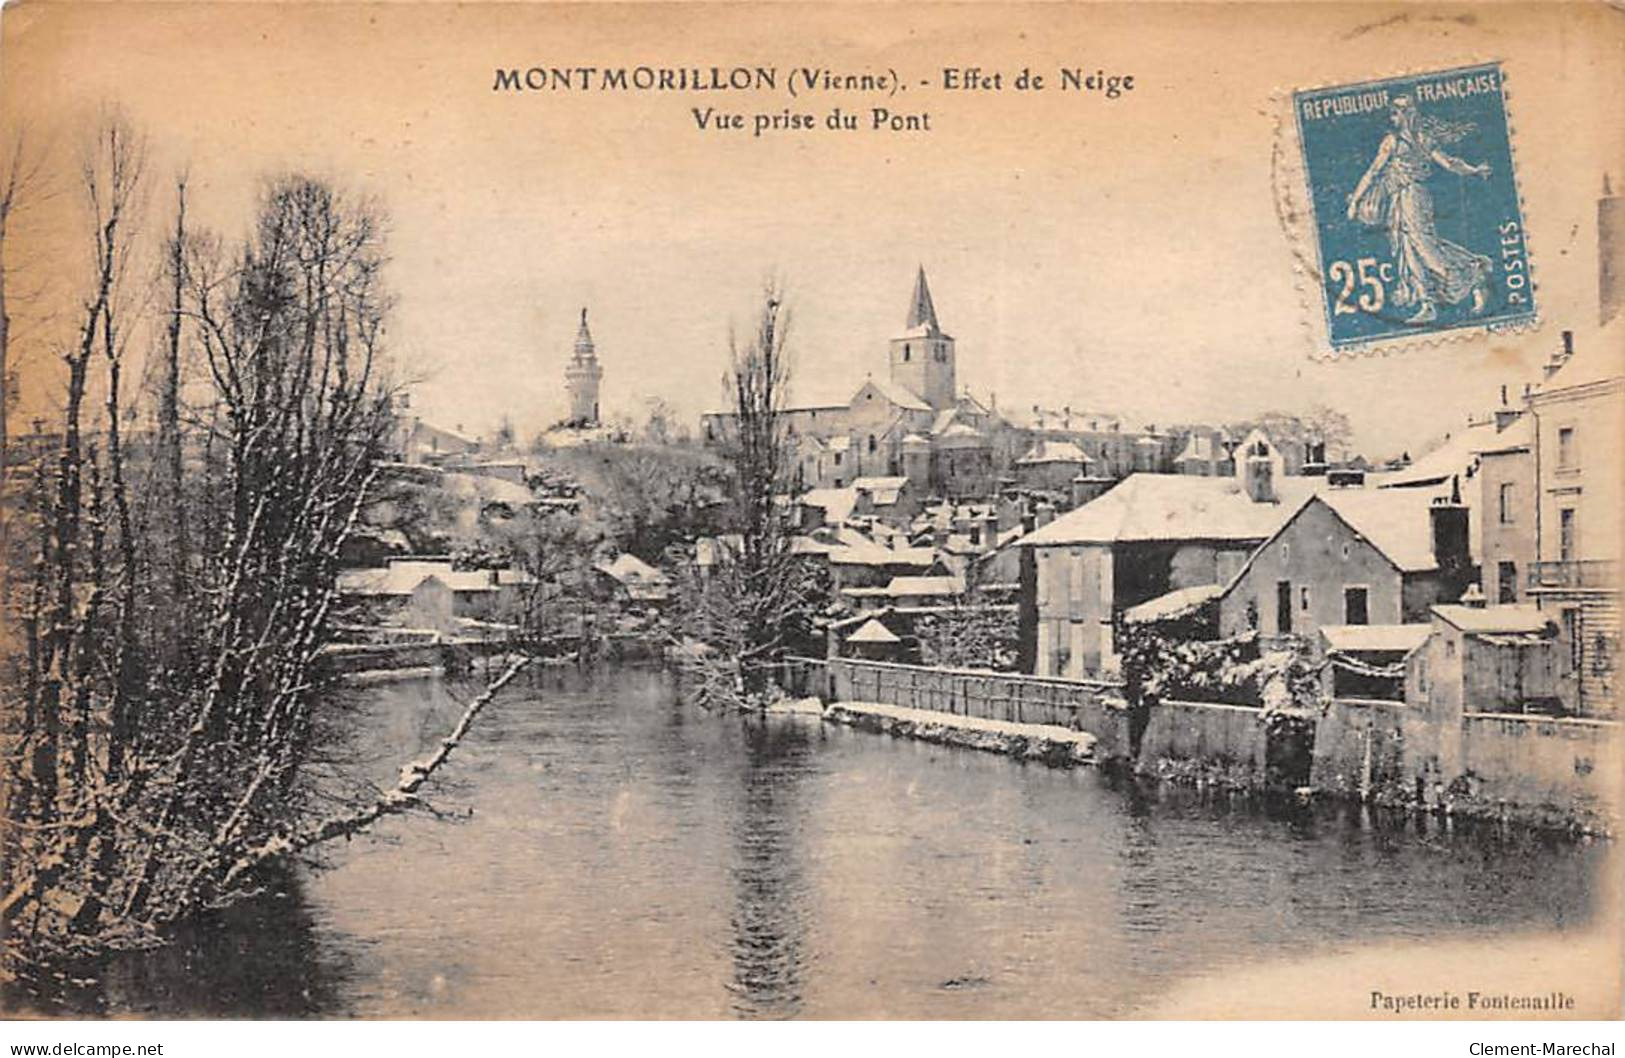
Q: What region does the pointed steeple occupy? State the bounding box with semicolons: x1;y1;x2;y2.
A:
573;307;596;360
906;266;941;334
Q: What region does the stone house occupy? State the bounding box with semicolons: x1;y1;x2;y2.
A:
1017;440;1316;679
1215;483;1474;644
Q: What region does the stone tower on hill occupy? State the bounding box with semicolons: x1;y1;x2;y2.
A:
887;267;956;411
564;307;603;426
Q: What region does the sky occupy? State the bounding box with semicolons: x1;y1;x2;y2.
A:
3;2;1622;459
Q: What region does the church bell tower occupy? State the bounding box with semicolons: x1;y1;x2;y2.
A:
564;307;603;426
887;267;956;411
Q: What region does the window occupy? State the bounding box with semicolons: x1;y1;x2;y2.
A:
867;435;877;453
1281;542;1290;566
833;452;842;466
1276;580;1293;634
1557;426;1577;470
1300;586;1311;612
1344;586;1369;625
1498;561;1518;604
1245;598;1259;630
1560;508;1577;562
903;344;911;362
1341;542;1351;560
1499;482;1516;524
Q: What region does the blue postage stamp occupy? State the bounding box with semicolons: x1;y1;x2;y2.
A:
1293;62;1535;349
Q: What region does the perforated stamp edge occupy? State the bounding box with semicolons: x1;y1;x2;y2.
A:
1271;57;1544;362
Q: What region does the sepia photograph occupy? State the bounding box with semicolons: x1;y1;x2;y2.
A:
0;0;1621;1031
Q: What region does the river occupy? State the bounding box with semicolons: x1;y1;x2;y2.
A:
47;663;1615;1018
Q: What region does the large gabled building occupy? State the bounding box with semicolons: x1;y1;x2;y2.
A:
702;268;997;497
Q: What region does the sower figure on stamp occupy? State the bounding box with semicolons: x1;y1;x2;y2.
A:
1345;95;1494;325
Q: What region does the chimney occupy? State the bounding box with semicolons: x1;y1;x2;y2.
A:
1431;477;1473;600
982;512;999;553
1021;498;1037;536
1035;501;1057;529
1243;449;1276;503
1545;330;1575;379
1458;583;1488;609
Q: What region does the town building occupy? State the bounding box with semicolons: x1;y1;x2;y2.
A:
1017;436;1318;679
1475;410;1535;605
1214;482;1474;643
703;268;992;496
336;558;534;631
1524;323;1622;715
593;552;670;605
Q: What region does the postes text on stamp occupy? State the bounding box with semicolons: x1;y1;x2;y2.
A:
1293;62;1534;350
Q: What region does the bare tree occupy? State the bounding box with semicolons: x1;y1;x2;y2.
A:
677;284;823;706
0;129;52;538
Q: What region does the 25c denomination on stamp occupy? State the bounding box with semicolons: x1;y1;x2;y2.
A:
1293;62;1535;350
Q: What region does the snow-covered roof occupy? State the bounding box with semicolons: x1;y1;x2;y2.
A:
854;476;909;506
1431;604;1554;635
1016;440;1089;465
936;422;985;443
1003;405;1121;433
829;545;936;567
1020;473;1319;546
1122;584;1224;624
1316;487;1451;573
337;561;498;596
1373;419;1504;489
852;376;931;413
596;553;668;584
1320;623;1432;654
800;487;859;525
1476;414;1533;456
847;618;901;643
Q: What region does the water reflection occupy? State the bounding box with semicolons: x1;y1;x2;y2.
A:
17;664;1612;1019
12;867;346;1019
726;718;815;1018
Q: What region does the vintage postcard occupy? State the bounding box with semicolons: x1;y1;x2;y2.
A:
0;0;1621;1030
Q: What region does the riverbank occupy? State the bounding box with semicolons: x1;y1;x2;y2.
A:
822;701;1097;767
